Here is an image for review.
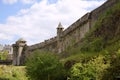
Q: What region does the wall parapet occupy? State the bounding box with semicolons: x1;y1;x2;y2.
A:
62;13;91;37
28;36;57;51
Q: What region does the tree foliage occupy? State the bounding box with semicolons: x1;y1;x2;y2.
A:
26;50;66;80
69;55;110;80
0;50;9;60
102;49;120;80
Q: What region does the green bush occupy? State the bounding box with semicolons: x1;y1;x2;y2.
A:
102;49;120;80
26;50;66;80
69;55;110;80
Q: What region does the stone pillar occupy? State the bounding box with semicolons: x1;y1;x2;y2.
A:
12;38;26;66
17;45;24;65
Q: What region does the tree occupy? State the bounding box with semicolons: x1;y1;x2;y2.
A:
26;50;66;80
0;50;8;60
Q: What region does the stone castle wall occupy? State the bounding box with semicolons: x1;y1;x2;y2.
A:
27;36;57;55
25;0;119;55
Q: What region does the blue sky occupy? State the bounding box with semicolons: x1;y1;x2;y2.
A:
0;0;106;45
0;0;37;23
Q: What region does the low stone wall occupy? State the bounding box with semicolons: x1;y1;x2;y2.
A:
0;60;12;65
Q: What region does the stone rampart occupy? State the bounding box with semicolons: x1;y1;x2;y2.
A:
21;0;119;57
27;37;57;53
62;13;90;37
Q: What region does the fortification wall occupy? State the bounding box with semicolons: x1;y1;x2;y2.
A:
26;0;119;54
60;13;91;51
26;37;57;55
26;12;91;54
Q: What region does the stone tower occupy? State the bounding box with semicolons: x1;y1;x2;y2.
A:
12;38;26;66
57;22;64;53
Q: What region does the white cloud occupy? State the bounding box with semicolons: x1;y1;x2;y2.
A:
0;0;106;45
2;0;37;4
2;0;18;4
21;0;36;4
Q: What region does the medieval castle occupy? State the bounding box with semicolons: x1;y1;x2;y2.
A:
12;0;119;65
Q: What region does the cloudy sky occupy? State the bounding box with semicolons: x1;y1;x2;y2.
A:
0;0;106;45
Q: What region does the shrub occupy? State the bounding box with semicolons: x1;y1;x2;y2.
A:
26;50;66;80
102;49;120;80
69;55;110;80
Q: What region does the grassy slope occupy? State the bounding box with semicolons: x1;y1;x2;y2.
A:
61;1;120;63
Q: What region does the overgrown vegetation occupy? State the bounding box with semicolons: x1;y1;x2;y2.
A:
69;55;110;80
60;1;120;80
80;1;120;53
26;50;66;80
0;65;28;80
0;51;9;60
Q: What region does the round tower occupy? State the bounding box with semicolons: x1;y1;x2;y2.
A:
13;38;26;66
57;22;64;53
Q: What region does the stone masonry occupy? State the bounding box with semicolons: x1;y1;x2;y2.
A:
12;0;119;65
12;38;26;66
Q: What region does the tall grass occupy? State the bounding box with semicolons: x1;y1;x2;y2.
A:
0;65;28;80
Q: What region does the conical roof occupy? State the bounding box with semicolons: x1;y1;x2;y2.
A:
57;22;64;29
